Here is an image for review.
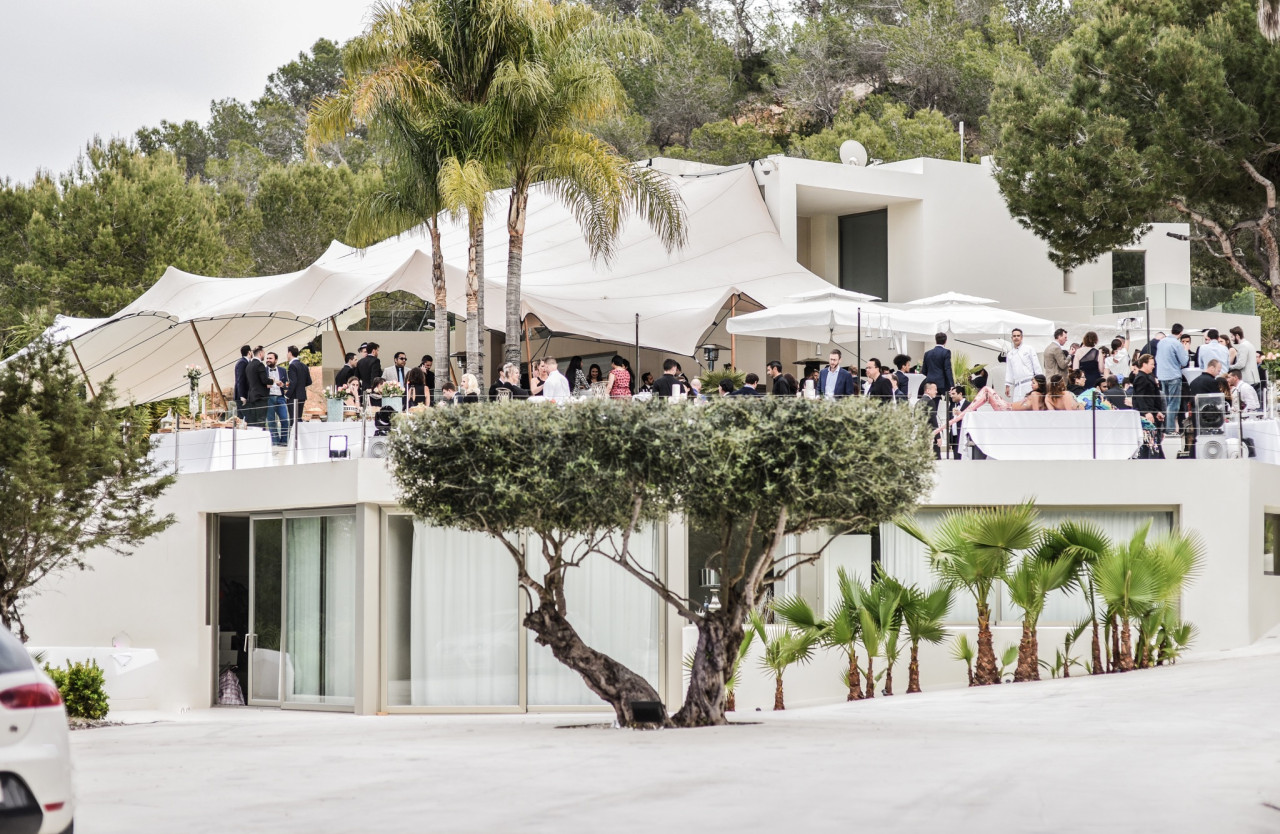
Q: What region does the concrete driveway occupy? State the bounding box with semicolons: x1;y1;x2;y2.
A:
71;639;1280;833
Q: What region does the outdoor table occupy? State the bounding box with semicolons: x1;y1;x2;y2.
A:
1241;419;1280;464
149;427;273;473
293;420;377;464
958;410;1143;460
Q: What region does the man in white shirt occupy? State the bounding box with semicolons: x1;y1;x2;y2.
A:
1228;369;1261;413
541;357;572;402
1004;328;1043;400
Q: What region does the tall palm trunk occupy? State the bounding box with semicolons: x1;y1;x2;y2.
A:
973;601;1000;685
847;649;864;700
884;662;895;696
864;657;875;698
464;211;486;390
1087;579;1104;675
907;643;922;693
428;218;448;402
1110;614;1121;672
1013;613;1040;682
773;674;785;710
504;185;529;367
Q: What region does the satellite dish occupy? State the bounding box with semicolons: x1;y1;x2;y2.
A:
839;140;868;167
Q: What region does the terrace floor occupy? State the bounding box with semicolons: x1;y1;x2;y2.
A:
72;634;1280;833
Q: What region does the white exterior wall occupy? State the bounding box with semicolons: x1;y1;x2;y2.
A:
21;456;1280;715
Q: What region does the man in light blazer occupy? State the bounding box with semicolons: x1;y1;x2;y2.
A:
818;349;855;399
921;332;954;395
1043;328;1071;381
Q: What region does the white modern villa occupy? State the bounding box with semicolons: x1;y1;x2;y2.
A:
21;155;1280;715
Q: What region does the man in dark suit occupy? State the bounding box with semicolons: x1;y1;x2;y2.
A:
652;359;685;398
817;349;855;399
865;358;893;401
922;332;954;395
233;345;251;409
893;354;912;396
285;345;312;436
356;342;382;393
765;360;795;396
730;373;764;396
334;353;358;390
243;346;272;431
1187;359;1223;398
917;381;945;458
945;385;969;459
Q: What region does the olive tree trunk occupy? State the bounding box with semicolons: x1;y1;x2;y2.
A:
524;596;668;727
672;603;745;728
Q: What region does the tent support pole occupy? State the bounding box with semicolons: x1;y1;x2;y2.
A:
68;342;96;399
189;322;224;405
330;317;346;358
634;314;640;379
857;309;862;384
730;293;737;369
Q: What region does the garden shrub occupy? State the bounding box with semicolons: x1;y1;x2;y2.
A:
44;659;110;719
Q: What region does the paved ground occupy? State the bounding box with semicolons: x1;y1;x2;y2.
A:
72;637;1280;833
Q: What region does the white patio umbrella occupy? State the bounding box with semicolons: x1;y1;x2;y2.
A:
890;295;1055;339
725;289;896;369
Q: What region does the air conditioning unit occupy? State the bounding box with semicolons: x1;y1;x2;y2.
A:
1198;436;1243;460
365;437;391;458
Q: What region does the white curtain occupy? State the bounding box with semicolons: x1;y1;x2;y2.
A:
286;517;322;700
881;510;1175;626
409;523;520;706
526;526;662;707
323;515;356;702
285;515;356;705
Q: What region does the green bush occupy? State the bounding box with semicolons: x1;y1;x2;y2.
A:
44;659;110;719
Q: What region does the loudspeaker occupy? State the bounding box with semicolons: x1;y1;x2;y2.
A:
365;437;391;458
1195;393;1226;433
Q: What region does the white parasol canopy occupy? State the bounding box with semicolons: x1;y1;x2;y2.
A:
888;295;1055;339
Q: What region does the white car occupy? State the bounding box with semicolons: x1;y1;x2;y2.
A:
0;627;74;834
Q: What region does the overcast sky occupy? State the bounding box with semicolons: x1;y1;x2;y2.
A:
0;0;370;183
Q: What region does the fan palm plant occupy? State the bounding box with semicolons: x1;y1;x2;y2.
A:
1052;520;1112;676
853;572;904;698
1004;530;1079;682
498;3;687;365
900;583;953;693
749;609;817;711
898;502;1038;686
1093;524;1203;672
950;634;976;686
773;569;866;701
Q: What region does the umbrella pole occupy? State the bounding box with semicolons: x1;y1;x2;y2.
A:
330;316;347;358
857;309;862;381
68;341;96;399
635;314;640;378
730;293;737;370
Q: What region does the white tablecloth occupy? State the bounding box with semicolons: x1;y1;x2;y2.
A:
293;420;377;464
958;410;1143;460
1241;419;1280;464
904;372;926;405
150;428;273;473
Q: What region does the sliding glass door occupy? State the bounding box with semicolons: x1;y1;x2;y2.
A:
243;511;356;710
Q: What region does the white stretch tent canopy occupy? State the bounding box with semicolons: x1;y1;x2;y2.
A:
30;166;831;403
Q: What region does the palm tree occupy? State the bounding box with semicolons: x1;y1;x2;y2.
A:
951;634;975;686
309;0;538;389
1093;524;1203;672
854;573;904;698
1004;531;1079;682
724;627;755;712
900;583;953;693
1052;520;1112;676
898;502;1038;686
773;568;865;701
749;609;817;711
498;3;687;366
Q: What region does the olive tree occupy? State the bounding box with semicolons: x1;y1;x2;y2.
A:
388;399;675;726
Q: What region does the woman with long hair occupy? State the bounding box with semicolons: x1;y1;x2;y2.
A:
587;364;603;384
405;366;430;407
1046;374;1083;410
1074;331;1105;388
566;356;588;394
947;374;1046;426
606;355;632;399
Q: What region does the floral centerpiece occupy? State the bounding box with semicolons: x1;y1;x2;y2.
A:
184;365;203;418
184;365;202;391
381;381;405;398
1262;351;1280;380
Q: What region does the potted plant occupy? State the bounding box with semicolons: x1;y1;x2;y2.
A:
381;381;405;411
324;385;350;422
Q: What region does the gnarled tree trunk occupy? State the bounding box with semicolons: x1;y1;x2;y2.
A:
672;603;745;728
974;603;1001;685
1013;616;1040;682
524;598;668;727
907;643;922;693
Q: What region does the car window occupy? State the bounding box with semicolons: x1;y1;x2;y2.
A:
0;628;33;674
